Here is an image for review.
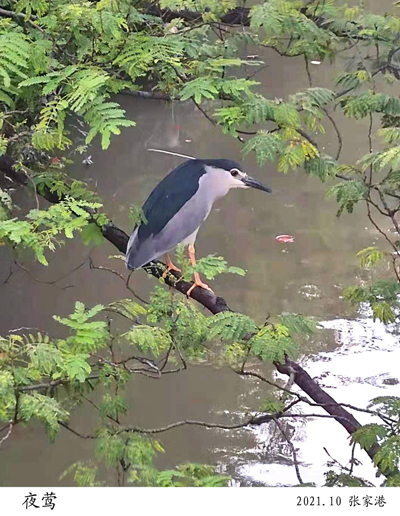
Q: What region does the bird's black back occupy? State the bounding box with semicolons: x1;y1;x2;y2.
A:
137;158;240;242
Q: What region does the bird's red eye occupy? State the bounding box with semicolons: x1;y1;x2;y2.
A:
230;169;239;177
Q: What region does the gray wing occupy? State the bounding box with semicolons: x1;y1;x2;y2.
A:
137;159;207;242
126;194;211;270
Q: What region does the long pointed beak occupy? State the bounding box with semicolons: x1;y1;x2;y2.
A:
241;175;272;193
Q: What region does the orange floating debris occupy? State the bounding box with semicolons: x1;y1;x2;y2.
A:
276;234;295;243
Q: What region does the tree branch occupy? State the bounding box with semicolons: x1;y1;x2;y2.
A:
124;412;360;435
59;421;95;440
1;153;395;479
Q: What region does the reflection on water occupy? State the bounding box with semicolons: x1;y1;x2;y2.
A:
0;43;399;486
238;315;400;486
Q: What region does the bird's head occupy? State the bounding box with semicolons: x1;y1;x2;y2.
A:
202;159;272;194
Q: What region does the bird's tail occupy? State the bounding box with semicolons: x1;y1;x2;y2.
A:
125;228;139;270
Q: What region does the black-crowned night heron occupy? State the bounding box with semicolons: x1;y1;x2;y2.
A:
126;158;271;296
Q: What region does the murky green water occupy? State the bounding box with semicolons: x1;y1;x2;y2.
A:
1;35;399;487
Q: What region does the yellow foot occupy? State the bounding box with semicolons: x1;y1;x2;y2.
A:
162;254;182;278
162;263;182;278
186;274;214;297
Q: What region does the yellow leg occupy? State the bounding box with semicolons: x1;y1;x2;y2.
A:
186;244;214;297
162;253;182;278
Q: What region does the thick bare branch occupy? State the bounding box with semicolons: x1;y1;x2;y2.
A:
1;153;395;479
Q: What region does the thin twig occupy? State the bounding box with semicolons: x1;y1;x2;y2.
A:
124;412;359;435
193;98;217;126
25;173;40;210
366;200;400;282
14;260;87;289
296;127;318;148
9;326;50;335
377;190;400;236
59;421;95;439
323;446;350;472
3;266;14;284
349;441;358;475
239;369;397;425
7;131;31;143
17;374;101;392
0;422;13;447
89;257;148;304
368;113;373;186
304;56;313;87
245;63;269;80
323;109;343;160
274;418;304;485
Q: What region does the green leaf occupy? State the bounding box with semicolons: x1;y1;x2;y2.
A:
172;300;209;358
356;247;386;268
241;95;276;124
80;223;104;246
190;254;245;280
96;430;157;470
352;424;388;450
377;127;400;144
384;169;400;186
335;72;362;91
278;313;318;336
130;204;148;225
54;302;108;353
277;144;307;173
180;77;219;104
0;370;16;421
344;281;400;312
155;463;229;487
326;180;368;216
63;353;92;382
124;326;171;355
243;131;285;165
214;106;245;136
384;475;400;487
373;436;400;473
342;91;384;119
0;188;12;221
208;312;257;341
274;102;301;128
249;324;298;363
107;299;147;320
82;96;136;149
95;430;125;467
324;471;374;487
302;87;336;107
372;301;395;324
60;462;103;487
368;396;400;419
304;155;337;181
216;78;258;98
27;341;63;375
100;394;127;420
20;392;69;437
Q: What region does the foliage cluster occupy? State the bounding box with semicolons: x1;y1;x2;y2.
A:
0;286;315;485
0;0;400;324
1;0;400;486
